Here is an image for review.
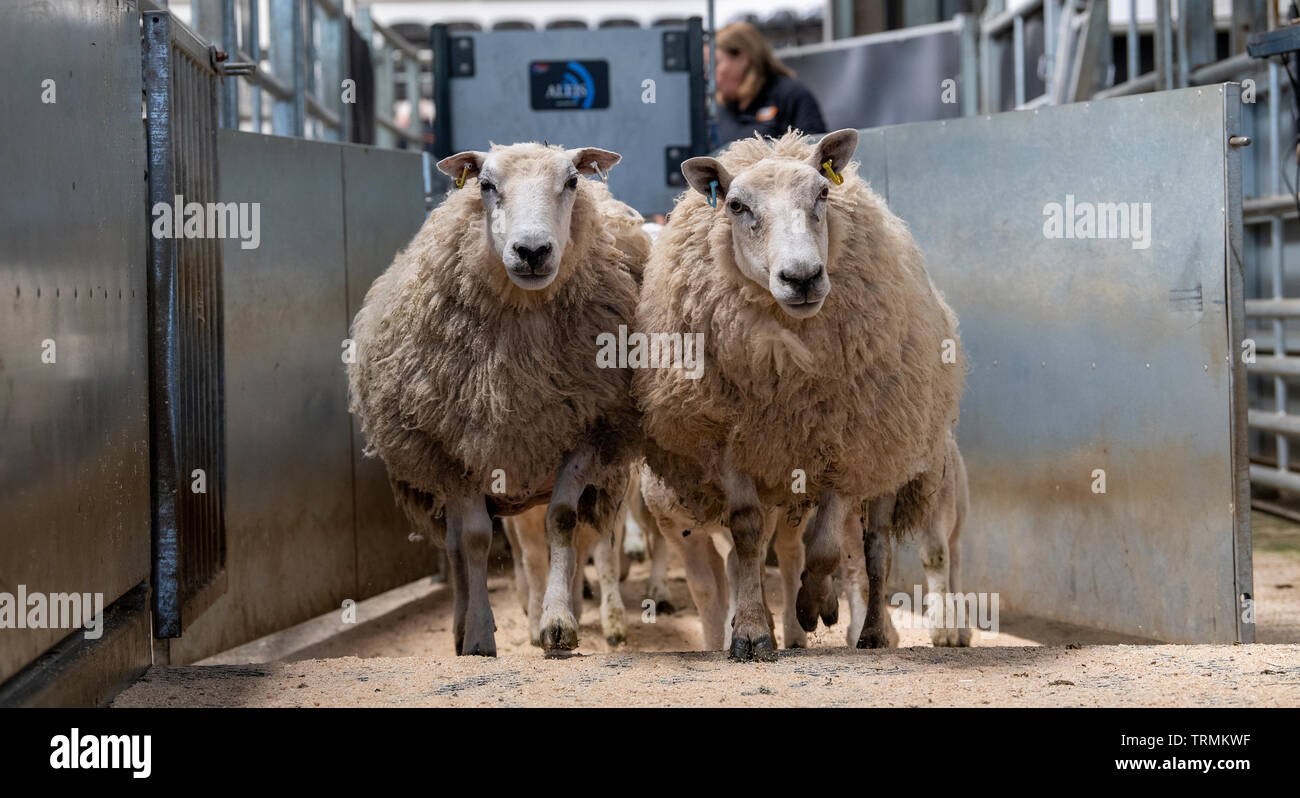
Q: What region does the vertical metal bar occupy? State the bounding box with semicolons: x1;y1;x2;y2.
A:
405;50;420;144
957;12;979;117
250;0;263;132
1013;13;1025;107
305;0;316;138
1155;0;1174;91
980;25;996;114
337;10;350;142
1270;62;1289;474
143;10;182;637
271;0;304;137
1044;0;1057;92
221;0;238;127
1127;0;1139;81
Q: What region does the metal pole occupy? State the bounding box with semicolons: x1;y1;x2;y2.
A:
1013;13;1025;107
708;0;717;140
1270;61;1289;473
1044;0;1057;91
1127;0;1138;81
405;52;419;144
249;0;263;133
220;0;238;127
270;0;304;137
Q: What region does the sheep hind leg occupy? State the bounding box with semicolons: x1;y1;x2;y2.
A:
644;517;675;614
444;494;497;656
857;495;899;650
920;482;962;647
796;494;847;632
591;522;628;647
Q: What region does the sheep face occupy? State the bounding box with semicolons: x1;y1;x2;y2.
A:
437;143;622;291
682;128;859;320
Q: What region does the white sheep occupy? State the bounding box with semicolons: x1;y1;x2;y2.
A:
634;129;965;660
348;142;646;656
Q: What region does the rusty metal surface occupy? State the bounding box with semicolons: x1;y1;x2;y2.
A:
0;0;151;683
875;87;1248;643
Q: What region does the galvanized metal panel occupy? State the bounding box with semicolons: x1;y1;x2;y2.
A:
446;26;700;216
881;87;1247;642
340;145;441;596
169;131;356;662
779;22;968;130
0;0;151;683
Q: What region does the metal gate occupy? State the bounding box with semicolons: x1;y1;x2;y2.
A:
867;85;1252;643
142;10;229;638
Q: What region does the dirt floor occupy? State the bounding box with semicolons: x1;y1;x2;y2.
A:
113;510;1300;708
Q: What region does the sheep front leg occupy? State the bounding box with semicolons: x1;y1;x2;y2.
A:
444;494;497;656
796;492;847;632
721;469;776;661
857;494;899;649
539;445;597;653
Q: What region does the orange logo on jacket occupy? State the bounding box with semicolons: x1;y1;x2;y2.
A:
755;105;778;122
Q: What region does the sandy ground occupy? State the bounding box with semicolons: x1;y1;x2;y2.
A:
113;510;1300;707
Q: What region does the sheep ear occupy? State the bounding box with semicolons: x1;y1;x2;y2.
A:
570;147;621;176
681;157;732;199
809;129;859;178
436;151;485;181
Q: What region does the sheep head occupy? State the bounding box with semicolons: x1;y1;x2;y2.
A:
437;143;621;291
681;128;858;319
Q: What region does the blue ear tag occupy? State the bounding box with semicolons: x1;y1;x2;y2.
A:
708;180;719;208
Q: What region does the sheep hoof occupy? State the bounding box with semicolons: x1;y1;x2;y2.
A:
932;625;972;647
540;614;579;652
626;549;646;563
655;599;676;615
819;601;838;628
605;631;627;647
729;634;777;662
856;625;899;650
795;582;823;633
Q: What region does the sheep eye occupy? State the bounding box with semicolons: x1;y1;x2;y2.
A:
819;186;829;199
479;180;496;193
728;199;744;214
565;175;579;190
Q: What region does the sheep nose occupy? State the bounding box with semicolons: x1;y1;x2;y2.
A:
514;243;552;271
778;265;824;296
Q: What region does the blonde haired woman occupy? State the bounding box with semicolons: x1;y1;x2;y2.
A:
712;21;827;146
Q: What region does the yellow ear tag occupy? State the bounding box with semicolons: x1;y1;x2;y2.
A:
455;164;469;189
821;159;844;186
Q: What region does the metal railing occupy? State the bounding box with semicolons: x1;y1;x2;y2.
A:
162;0;422;146
355;8;424;148
977;1;1296;507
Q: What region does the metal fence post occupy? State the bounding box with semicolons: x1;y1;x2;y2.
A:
270;0;304;137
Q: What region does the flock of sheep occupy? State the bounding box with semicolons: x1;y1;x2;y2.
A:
347;128;969;661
